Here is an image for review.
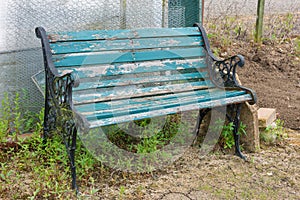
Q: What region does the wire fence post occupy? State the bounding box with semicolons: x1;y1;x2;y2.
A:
255;0;265;43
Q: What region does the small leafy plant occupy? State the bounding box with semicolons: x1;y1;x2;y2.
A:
0;91;42;142
210;119;247;149
221;121;246;149
260;119;287;145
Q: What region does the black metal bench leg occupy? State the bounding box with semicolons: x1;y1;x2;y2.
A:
195;108;211;136
70;127;78;193
193;108;211;145
232;104;246;160
43;94;52;140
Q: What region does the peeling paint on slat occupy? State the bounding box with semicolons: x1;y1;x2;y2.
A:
72;81;214;105
58;58;207;79
74;72;208;91
48;27;201;42
76;89;238;115
49;36;202;54
87;94;252;128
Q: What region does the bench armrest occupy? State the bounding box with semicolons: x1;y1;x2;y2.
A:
213;54;245;88
36;27;59;77
213;55;257;105
57;71;80;88
194;23;257;104
52;71;80;110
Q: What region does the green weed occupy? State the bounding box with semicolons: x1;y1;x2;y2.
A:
0;93;12;140
210;119;247;149
222;121;246;149
260;119;287;145
207;12;298;47
262;13;296;43
294;36;300;58
0;91;43;143
0;91;102;198
103;116;181;154
119;185;126;199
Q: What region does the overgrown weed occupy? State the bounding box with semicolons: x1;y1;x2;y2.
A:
263;13;297;43
0;92;100;198
209;119;247;150
0;91;41;143
260;119;288;145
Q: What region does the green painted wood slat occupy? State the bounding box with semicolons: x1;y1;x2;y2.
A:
72;80;214;105
73;71;208;91
53;47;206;67
87;94;252;128
76;89;245;116
50;36;204;54
48;27;201;42
57;59;208;78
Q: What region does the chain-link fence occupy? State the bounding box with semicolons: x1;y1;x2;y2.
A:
0;0;203;113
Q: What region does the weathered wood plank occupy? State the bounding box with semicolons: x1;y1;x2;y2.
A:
50;39;132;54
86;94;252;128
72;80;215;104
58;59;207;78
73;71;208;91
53;47;206;67
48;27;201;42
76;90;246;116
133;47;205;62
53;51;133;67
132;27;201;38
50;36;204;54
133;36;203;50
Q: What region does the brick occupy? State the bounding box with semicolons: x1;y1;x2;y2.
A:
258;108;276;128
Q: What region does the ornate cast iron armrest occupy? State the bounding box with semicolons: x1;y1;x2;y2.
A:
52;72;83;136
52;73;76;109
36;26;82;136
212;55;245;88
193;23;257;104
44;71;76;135
36;27;59;78
36;26;80;110
56;71;80;88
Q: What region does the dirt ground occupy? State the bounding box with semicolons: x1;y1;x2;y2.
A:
236;40;300;130
87;132;300;199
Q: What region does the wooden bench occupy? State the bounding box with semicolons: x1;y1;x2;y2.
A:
35;23;256;191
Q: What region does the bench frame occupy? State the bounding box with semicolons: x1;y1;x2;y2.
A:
35;23;256;192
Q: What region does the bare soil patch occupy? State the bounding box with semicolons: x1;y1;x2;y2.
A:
205;13;300;130
237;40;299;130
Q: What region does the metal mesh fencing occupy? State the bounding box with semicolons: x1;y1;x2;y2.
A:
168;0;186;27
0;0;203;114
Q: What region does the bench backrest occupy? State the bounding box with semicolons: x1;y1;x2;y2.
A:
46;27;213;105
